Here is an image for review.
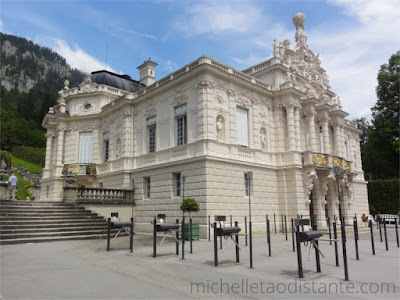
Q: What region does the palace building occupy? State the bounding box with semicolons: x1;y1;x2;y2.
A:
40;13;368;234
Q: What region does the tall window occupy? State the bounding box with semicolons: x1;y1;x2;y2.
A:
144;177;151;199
244;173;250;196
175;105;187;146
319;127;324;153
79;132;92;163
236;107;249;147
103;132;110;162
147;116;156;153
175;173;181;196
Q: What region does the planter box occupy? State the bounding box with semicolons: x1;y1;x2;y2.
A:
184;223;200;240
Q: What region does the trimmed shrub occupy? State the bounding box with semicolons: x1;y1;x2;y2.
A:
12;146;45;167
368;179;400;215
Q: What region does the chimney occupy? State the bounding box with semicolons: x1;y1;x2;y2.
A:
137;59;158;86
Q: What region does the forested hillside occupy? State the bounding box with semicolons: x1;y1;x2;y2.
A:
0;33;85;150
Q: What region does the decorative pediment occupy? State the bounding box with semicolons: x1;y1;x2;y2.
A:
78;74;98;94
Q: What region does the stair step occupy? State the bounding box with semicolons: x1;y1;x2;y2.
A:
0;208;88;212
0;201;76;206
0;215;105;221
0;234;125;245
1;212;99;217
0;225;110;234
0;219;106;226
0;222;108;229
0;229;129;239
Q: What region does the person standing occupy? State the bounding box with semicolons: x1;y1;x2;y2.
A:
8;172;18;200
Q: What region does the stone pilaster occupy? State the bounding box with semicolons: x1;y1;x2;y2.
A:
55;127;65;176
306;111;318;152
294;105;301;150
43;132;54;178
197;80;213;140
227;89;237;144
321;117;331;154
285;103;296;151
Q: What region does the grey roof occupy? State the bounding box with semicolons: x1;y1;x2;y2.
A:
90;70;145;93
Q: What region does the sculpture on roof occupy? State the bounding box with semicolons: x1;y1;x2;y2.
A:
293;13;307;48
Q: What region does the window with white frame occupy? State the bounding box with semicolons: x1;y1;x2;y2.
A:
147;116;156;153
174;173;181;197
103;132;110;162
79;132;92;164
236;107;249;147
244;173;250;196
144;177;151;199
175;105;187;146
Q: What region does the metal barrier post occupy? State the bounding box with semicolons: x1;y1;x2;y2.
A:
328;217;332;245
285;215;288;241
281;214;284;234
130;217;134;253
274;214;276;234
190;218;193;254
369;220;375;255
341;225;349;281
181;217;185;260
107;218;111;251
379;221;383;242
295;224;303;278
208;215;211;242
153;216;157;258
353;219;359;260
230;215;232;227
291;219;295;252
245;216;248;246
267;219;271;257
213;222;218;266
312;222;321;272
249;221;253;268
396;217;399;248
355;217;359;241
176;219;180;255
383;219;389;251
333;222;339;266
235;221;240;262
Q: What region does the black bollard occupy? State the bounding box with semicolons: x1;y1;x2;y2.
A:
341;225;349;281
267;219;271;257
153;216;157;258
383;219;389;251
265;215;268;243
130;217;134;253
355;218;359;241
176;219;180;255
379;221;383;242
107;218;111;251
181;217;185;260
208;215;211;242
274;214;276;234
285;215;288;241
249;221;253;268
369;220;375;255
396;217;399;248
235;221;240;262
353;219;359;260
245;216;248;246
328;217;332;245
295;224;303;278
190;218;193;254
291;219;295;252
333;222;339;266
213;222;218;266
312;222;321;272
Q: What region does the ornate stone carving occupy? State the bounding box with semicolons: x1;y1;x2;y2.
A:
145;104;157;117
304;170;318;194
216;92;224;104
48;107;55;114
216;115;225;141
64;79;70;90
260;127;267;151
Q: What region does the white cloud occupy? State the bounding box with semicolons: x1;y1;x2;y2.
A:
164;60;178;72
174;2;263;36
53;39;116;73
230;53;269;68
307;0;400;119
113;26;157;40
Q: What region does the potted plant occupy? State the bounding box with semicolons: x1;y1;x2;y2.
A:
180;197;200;240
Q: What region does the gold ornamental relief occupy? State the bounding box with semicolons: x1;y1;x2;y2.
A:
312;154;327;166
344;161;350;170
332;157;341;167
71;165;81;175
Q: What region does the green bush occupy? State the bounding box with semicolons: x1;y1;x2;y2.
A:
12;146;45;167
0;151;12;170
180;198;200;218
368;179;400;215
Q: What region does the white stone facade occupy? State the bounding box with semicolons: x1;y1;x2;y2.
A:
41;13;368;234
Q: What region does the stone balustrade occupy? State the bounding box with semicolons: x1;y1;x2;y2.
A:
62;164;97;176
303;151;352;172
63;186;133;204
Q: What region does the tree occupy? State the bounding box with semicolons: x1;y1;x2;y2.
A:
180;198;200;218
356;51;399;179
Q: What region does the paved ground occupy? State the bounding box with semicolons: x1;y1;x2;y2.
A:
1;225;399;299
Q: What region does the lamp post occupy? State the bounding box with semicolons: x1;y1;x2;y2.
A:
246;171;253;269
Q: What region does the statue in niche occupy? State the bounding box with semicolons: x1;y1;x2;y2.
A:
116;139;121;158
260;128;267;151
216;116;224;141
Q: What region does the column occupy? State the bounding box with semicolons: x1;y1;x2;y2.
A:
56;127;65;167
333;124;341;156
340;125;345;158
306;111;318;152
227;89;237;144
294;105;301;150
285;103;296;151
44;133;54;178
321;117;331;154
197;81;213;140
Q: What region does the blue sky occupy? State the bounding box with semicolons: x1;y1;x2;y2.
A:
1;0;399;120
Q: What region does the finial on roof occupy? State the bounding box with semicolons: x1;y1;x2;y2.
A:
293;13;307;46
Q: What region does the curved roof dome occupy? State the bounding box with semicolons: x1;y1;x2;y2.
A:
91;70;145;93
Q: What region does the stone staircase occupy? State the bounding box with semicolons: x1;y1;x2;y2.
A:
0;200;125;245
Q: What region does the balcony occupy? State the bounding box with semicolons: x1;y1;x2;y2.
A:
62;163;97;176
304;152;351;171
